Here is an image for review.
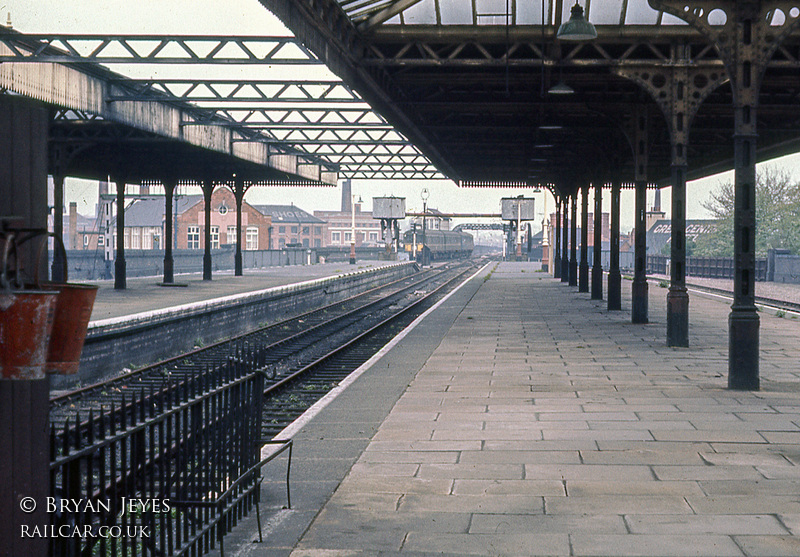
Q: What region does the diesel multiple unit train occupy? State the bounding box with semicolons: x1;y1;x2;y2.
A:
403;229;474;261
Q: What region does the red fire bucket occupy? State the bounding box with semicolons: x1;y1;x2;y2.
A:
0;290;58;379
36;234;98;375
43;282;98;375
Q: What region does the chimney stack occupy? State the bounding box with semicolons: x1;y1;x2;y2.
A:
341;179;352;213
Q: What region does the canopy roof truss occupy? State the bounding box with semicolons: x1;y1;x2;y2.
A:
0;31;445;180
259;0;800;194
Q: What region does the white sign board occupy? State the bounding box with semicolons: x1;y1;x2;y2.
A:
372;197;406;219
501;197;535;221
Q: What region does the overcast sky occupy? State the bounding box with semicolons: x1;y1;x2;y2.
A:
6;0;800;235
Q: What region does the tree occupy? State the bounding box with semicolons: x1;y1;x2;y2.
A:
694;166;800;257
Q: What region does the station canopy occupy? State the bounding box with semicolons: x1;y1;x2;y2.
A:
258;0;800;192
4;1;799;189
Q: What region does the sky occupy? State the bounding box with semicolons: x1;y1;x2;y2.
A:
7;0;800;236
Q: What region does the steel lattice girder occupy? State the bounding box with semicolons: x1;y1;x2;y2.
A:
106;79;365;103
0;35;323;64
0;31;441;179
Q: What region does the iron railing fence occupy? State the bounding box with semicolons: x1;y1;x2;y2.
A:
49;358;265;557
646;255;767;281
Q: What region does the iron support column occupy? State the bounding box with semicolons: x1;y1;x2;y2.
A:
233;178;245;276
114;176;126;290
667;164;689;346
592;181;603;300
569;193;578;287
202;179;213;281
632;179;648;323
0;378;50;557
561;197;569;282
163;178;176;284
51;172;66;282
643;0;800;387
579;186;589;293
608;179;622;310
553;199;562;279
728;14;763;389
729;132;759;388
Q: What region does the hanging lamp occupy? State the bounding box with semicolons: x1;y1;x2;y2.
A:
557;2;597;41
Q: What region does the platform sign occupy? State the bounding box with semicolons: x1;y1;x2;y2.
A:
501;197;535;221
372;197;406;219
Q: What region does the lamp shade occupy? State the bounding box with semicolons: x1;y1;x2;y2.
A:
557;2;597;41
547;82;575;95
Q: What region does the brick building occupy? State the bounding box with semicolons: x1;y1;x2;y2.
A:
313;179;382;248
173;188;271;250
253;204;326;249
114;188;271;251
314;203;382;248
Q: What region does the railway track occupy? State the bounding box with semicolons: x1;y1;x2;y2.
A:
259;259;486;438
45;258;485;557
642;275;800;314
50;260;482;424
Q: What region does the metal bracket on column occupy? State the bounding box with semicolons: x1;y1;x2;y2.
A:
616;59;728;165
650;1;800;111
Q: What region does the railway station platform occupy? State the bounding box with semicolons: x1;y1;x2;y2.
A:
87;260;402;321
233;261;800;557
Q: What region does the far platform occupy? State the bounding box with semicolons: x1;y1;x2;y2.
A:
87;261;400;322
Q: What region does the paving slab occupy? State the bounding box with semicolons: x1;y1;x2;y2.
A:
223;261;800;556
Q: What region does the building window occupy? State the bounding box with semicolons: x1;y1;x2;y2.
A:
369;232;378;242
187;225;200;249
314;239;321;248
314;226;322;235
332;231;341;244
98;235;104;247
142;228;152;249
152;229;161;250
246;226;258;250
302;226;309;235
291;226;298;234
279;238;285;248
210;226;220;249
279;226;285;234
344;232;352;242
83;235;89;247
302;238;309;247
227;225;237;245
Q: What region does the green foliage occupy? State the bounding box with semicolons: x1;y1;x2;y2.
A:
661;237;696;257
694;166;800;257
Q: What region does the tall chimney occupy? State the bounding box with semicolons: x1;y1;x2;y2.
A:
140;182;150;196
341;179;352;213
653;189;661;212
68;202;78;250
